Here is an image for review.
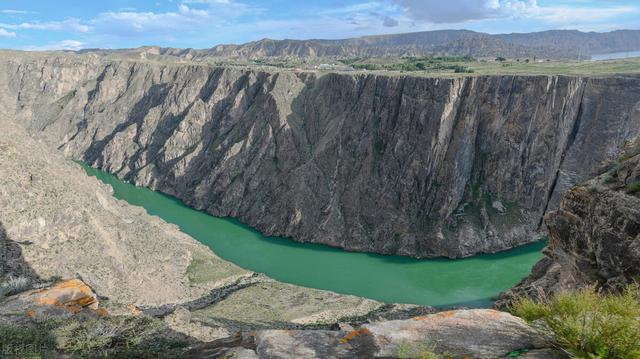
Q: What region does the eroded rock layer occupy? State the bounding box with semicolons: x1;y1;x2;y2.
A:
498;139;640;305
2;53;639;257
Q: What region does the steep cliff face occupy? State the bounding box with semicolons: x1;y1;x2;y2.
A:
1;53;639;258
498;139;640;305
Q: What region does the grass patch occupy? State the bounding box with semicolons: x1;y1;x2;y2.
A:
185;248;246;284
0;276;32;298
396;341;451;359
0;315;191;359
511;286;640;359
626;181;640;194
0;324;56;359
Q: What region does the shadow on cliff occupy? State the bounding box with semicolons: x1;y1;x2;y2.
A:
0;221;40;283
166;70;282;209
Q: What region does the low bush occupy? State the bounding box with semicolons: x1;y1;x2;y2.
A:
626;181;640;194
0;324;56;359
511;286;640;359
396;341;451;359
0;276;32;297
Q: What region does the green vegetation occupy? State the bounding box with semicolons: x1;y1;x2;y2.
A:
512;286;640;359
396;341;451;359
626;181;640;194
185;249;246;284
339;55;640;77
343;56;475;73
251;58;299;68
0;276;32;298
0;316;191;359
0;324;56;359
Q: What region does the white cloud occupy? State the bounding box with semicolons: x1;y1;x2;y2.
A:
52;40;85;50
530;5;637;25
0;9;32;15
0;28;16;37
23;39;86;51
0;18;91;33
88;1;257;37
392;0;537;23
391;0;640;27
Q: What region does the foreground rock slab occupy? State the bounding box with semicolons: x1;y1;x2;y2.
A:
252;309;555;359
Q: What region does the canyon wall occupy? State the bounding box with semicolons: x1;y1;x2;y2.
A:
498;138;640;306
1;53;639;257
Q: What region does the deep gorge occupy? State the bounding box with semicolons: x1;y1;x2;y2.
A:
81;162;545;307
2;54;639;258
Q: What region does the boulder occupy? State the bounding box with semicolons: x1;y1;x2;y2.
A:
252;309;555;358
363;309;549;358
0;279;99;317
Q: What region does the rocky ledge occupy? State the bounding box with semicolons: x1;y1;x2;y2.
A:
498;138;640;306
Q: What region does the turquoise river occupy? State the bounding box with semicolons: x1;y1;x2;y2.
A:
82;164;544;308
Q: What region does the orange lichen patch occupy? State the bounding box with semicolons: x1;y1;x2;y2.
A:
25;310;36;318
414;311;456;321
339;328;371;343
96;308;109;317
30;279;98;309
484;309;503;318
127;304;142;316
66;305;83;314
435;311;456;318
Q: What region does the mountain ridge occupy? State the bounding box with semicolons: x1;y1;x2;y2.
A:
72;29;640;60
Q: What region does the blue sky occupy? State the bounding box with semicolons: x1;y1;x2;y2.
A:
0;0;638;50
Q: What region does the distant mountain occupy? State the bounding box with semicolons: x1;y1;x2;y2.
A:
79;29;640;60
496;30;640;58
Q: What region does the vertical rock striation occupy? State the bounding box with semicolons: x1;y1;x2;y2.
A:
1;53;639;258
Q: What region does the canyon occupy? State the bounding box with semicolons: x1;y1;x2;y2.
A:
0;49;638;357
1;52;639;258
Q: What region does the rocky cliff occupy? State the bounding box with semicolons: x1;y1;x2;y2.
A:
498;138;640;305
1;52;639;258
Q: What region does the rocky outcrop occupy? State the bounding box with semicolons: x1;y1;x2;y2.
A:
498;139;640;305
233;310;558;358
0;279;100;318
1;53;639;257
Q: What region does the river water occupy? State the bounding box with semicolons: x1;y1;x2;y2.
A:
82;164;544;308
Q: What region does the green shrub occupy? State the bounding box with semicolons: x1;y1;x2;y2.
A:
511;286;640;359
54;316;164;354
0;324;56;359
0;276;32;297
396;341;449;359
626;182;640;194
603;174;616;184
44;315;188;358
